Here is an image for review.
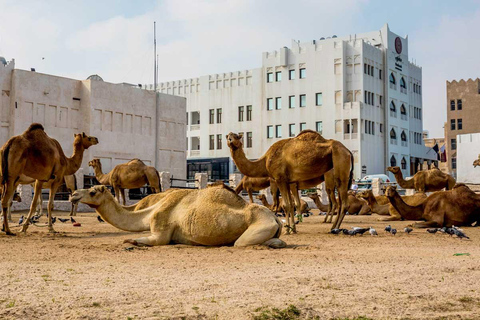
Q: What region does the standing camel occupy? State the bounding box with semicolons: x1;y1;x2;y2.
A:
227;130;353;233
1;123;98;235
387;166;455;192
234;176;271;203
88;158;161;205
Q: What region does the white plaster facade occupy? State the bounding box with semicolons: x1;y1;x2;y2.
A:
456;133;480;184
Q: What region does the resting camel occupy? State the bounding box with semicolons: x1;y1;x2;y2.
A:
308;192;370;222
235;176;271;203
88;158;161;205
70;185;286;248
356;190;391;216
1;123;98;235
256;194;309;214
385;184;480;227
387;166;455;192
227;130;353;233
473;155;480;168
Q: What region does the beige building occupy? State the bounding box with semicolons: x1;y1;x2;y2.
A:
445;78;480;176
0;58;186;184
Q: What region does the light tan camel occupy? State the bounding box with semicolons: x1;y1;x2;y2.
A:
1;123;98;235
70;185;286;248
473;155;480;168
366;188;427;221
235;176;271;203
385;184;480;227
227;130;353;233
88;158;161;205
387;166;455;192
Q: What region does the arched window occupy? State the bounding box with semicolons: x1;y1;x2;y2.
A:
401;131;407;141
389;73;396;84
401;157;407;170
390;128;397;139
400;104;407;115
450;100;455;110
400;77;406;89
390;155;397;167
390;101;396;112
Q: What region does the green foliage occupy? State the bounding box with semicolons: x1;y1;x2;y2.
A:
253;305;301;320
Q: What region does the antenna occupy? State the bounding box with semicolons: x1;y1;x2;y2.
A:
154;21;157;92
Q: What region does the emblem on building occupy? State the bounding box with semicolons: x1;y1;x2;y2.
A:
395;37;402;54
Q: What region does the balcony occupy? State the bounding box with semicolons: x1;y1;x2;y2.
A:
390;110;397;118
190;150;200;156
390;138;397;145
190;124;200;131
400;87;407;94
389;83;396;90
401;114;408;121
401;141;408;147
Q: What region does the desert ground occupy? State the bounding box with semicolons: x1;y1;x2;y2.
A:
1;209;479;320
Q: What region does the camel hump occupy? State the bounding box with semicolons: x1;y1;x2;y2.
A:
26;123;45;132
128;158;145;165
295;130;327;141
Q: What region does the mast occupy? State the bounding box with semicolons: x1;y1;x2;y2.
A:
154;21;159;168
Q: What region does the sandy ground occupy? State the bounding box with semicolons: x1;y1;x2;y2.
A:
1;210;479;320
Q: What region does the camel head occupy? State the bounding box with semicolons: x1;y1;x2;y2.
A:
356;190;370;200
226;132;243;150
385;185;397;197
347;190;356;196
386;166;401;174
88;158;101;168
255;194;266;200
74;132;99;149
307;193;319;200
473;155;480;168
70;185;111;208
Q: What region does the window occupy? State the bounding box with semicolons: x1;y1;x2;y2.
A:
289;124;295;137
300;94;306;107
365;120;369;134
267;126;273;138
372;122;375;135
316;93;323;106
390;101;396;112
316;121;323;134
299;68;306;79
289;69;295;80
452;158;457;170
289;95;296;108
216;108;222;123
275;97;282;110
267;98;273;111
217;134;222;150
364;64;367;74
390;73;396;84
370;65;374;76
379;96;383;106
238;106;244;121
451;119;456;130
390;128;397;139
380;123;383;133
450;100;455;111
364;91;368;104
401;131;407;141
458;119;463;130
276;125;282;138
275;71;282;82
267;73;273;83
457;99;462;110
246;105;252;121
451;138;456;150
379;69;382;79
371;92;374;105
401;157;407;170
246;132;252;148
209;135;214;150
300;122;306;132
400;77;406;88
209;109;214;124
390;155;397;167
400;104;407;118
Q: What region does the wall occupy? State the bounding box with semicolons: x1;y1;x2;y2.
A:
456;133;480;183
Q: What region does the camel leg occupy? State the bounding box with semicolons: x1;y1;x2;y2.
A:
69;203;77;216
7;204;12;222
121;189;127;206
332;184;348;230
413;220;442;228
234;220;285;248
46;182;61;233
21;181;44;233
290;183;302;222
124;230;173;247
277;182;295;234
248;189;254;203
1;180;16;235
325;189;336;223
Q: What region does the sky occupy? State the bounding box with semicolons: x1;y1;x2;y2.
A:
1;0;479;138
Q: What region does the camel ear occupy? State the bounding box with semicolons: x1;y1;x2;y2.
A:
98;185;107;193
82;132;87;138
238;133;243;139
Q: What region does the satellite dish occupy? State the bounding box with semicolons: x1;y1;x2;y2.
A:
320;37;325;40
87;74;104;81
332;35;338;38
0;57;7;66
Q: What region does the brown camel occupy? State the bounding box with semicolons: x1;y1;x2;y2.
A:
256;193;309;214
235;176;271;203
227;130;353;233
88;158;161;205
385;184;480;227
357;190;392;216
1;123;98;235
308;192;370;222
473;154;480;168
387;166;455;192
368;188;427;221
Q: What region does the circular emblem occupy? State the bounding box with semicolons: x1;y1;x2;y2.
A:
395;37;402;54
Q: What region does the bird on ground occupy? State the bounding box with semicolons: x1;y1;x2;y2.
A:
452;225;464;232
391;228;397;236
427;228;438;234
445;227;455;236
18;215;24;225
453;228;470;240
51;217;56;224
404;227;413;234
438;227;447;234
58;218;69;223
70;217;76;223
385;225;392;233
352;227;370;235
330;228;343;235
97;215;105;223
369;227;378;236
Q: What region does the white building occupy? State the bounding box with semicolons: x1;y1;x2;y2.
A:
154;24;435;181
456;133;480;183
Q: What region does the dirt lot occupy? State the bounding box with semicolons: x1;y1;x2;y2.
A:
1;210;479;320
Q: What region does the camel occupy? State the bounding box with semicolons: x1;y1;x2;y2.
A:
69;185;286;248
88;158;161;205
385;184;480;228
227;130;353;233
256;193;309;214
235;176;271;203
308;192;370;222
387;166;455;192
356;190;390;216
473;155;480;168
1;123;98;235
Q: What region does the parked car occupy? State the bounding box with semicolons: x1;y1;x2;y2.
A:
356;174;392;190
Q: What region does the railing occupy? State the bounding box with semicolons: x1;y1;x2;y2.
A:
390;138;397;145
390;110;397;117
190;150;200;156
400;87;407;94
190;124;200;130
401;114;408;120
171;176;198;189
401;141;408;147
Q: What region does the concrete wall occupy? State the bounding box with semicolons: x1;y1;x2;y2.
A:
456;133;480;183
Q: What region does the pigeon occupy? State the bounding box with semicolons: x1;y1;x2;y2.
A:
342;229;350;235
330;228;342;235
70;217;76;223
97;215;105;223
438;227;447;234
453;228;470;240
385;225;392;233
58;218;69;223
369;227;378;236
51;217;56;224
427;228;438;234
391;228;397;236
404;227;413;234
18;215;24;225
445;227;455;236
352;227;370;235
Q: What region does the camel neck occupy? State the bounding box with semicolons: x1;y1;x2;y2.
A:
312;196;329;212
96;198;152;232
393;171;414;189
231;147;268;178
93;164;111;185
366;193;380;210
387;192;423;220
259;197;271;208
65;142;85;175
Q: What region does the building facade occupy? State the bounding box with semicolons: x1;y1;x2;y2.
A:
456;133;480;183
0;59;186;180
445;78;480;176
153;24;435;181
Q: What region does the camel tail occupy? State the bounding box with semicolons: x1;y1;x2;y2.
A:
155;170;162;192
348;150;354;190
1;141;12;185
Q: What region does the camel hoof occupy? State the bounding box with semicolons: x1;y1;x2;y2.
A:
48;229;58;234
6;231;16;236
123;239;138;246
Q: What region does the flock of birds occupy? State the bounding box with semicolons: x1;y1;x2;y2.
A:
17;215;105;227
330;224;470;239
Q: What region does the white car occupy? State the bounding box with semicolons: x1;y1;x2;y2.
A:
356;174;393;190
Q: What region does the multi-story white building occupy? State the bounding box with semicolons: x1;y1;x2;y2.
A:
154;24;435;181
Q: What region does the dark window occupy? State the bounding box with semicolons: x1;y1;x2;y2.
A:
216;108;222;123
389;73;396;84
217;134;222;150
401;157;407;170
400;77;407;89
401;131;407;141
390;155;397;167
315;93;323;106
289;124;295;137
450;100;455;111
364;64;367;74
365;120;369;134
267;98;273;111
300;94;306;107
209;109;214;124
238;106;244;122
390;101;396;112
380;123;383;133
457;99;462;110
451;138;456;150
276;125;282;138
372;122;375;135
299;68;306;79
390;128;397;139
275;71;282;82
316;121;323;134
379;69;382;79
246;105;252;121
371;92;374;105
451;119;456;130
267;126;273;138
370;65;374;76
246;132;252;148
400;104;407;115
458;119;462;130
364;91;368;104
300;122;306;131
289;95;295;108
275;97;282;110
452;158;457;169
209;135;214;150
289;69;295;80
267;73;273;83
379;96;383;106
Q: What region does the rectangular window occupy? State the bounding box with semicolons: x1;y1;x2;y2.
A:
267;73;273;83
451;138;456;150
267;126;274;138
452;158;457;170
238;106;244;122
380;123;383;133
246;132;252;148
316;121;323;134
379;69;382;79
458;118;463;130
300;122;306;132
289;124;295;137
276;125;282;138
365;120;369;134
457;99;462;110
246;105;252;121
289;95;295;108
379;96;383;106
372;122;375;135
267;98;273;111
216;108;222;123
275;97;282;110
209;135;215;150
364;64;367;74
316;93;323;106
289;69;295;80
364;91;368;104
217;134;222;150
299;68;306;79
275;71;282;82
209;109;214;124
451;119;456;130
371;92;374;105
300;94;306;107
450;100;455;111
370;65;374;76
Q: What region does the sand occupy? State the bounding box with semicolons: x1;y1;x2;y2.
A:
1;210;479;320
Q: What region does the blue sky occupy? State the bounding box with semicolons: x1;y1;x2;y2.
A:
1;0;480;137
